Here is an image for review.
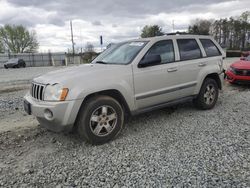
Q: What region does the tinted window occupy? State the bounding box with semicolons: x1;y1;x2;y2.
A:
177;39;202;61
144;40;175;64
200;39;221;57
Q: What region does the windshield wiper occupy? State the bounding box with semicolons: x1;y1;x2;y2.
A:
95;61;108;64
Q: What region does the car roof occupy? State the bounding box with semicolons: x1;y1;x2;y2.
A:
125;34;213;43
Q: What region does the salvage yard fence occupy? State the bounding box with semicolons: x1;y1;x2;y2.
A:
0;52;85;68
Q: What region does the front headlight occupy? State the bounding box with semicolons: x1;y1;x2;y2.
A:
44;84;69;101
229;66;236;74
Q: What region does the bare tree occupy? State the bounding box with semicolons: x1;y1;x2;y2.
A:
0;24;39;53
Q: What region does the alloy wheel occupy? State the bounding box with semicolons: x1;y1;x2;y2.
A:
204;84;216;105
89;105;117;137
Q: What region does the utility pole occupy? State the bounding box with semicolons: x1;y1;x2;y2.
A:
70;20;75;55
80;28;83;54
100;35;103;52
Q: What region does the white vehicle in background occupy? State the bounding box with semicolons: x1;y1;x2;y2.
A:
24;34;225;144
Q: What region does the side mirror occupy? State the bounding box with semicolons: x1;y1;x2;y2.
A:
240;57;246;60
138;55;161;68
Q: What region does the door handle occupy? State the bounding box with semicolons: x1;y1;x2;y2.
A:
198;62;206;67
167;67;178;72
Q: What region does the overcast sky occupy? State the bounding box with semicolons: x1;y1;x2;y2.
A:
0;0;249;52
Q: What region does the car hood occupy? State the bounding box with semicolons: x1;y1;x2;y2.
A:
33;63;129;86
231;60;250;70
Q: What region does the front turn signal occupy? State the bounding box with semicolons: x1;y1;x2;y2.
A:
60;88;69;101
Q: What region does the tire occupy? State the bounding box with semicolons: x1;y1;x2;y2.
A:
4;65;8;69
193;78;219;110
23;62;26;68
76;95;124;144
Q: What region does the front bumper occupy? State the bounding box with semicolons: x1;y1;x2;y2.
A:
24;93;82;132
225;70;250;84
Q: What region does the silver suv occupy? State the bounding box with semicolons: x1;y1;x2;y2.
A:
24;35;225;144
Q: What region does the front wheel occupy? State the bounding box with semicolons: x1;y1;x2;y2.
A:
76;96;124;144
193;78;219;110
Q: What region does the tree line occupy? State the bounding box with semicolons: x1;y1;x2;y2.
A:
189;11;250;50
141;11;250;50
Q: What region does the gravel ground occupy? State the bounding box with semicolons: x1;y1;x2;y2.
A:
0;81;249;187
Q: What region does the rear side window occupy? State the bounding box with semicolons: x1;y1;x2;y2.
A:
177;39;202;61
200;39;221;57
145;40;175;64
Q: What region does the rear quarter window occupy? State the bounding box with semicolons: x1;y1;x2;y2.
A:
200;39;221;57
177;39;202;61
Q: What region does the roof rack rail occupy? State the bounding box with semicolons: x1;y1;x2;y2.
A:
165;32;193;35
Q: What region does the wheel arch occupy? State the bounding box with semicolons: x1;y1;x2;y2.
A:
76;89;131;119
194;72;222;95
73;89;131;131
204;73;222;90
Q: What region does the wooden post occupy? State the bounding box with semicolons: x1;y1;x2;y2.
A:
51;56;55;66
65;57;68;66
32;53;35;67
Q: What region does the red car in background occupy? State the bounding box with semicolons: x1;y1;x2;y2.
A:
226;55;250;84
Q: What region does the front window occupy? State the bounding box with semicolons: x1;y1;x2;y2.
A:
143;40;175;64
92;41;147;65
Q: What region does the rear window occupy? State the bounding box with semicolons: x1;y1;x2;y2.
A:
177;39;202;61
200;39;221;57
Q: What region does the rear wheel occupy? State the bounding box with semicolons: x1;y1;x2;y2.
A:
4;65;8;69
76;96;124;144
193;78;219;110
23;62;26;68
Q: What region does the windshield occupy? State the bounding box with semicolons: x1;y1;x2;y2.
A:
92;41;147;65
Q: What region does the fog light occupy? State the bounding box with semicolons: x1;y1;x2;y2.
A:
44;109;53;120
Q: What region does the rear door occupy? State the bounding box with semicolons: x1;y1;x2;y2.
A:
175;38;205;96
199;38;223;71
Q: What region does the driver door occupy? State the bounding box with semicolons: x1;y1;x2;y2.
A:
133;40;180;109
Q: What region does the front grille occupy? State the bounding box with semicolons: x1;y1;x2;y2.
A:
31;83;45;100
235;69;250;76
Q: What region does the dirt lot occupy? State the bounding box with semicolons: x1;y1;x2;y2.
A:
0;59;249;187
